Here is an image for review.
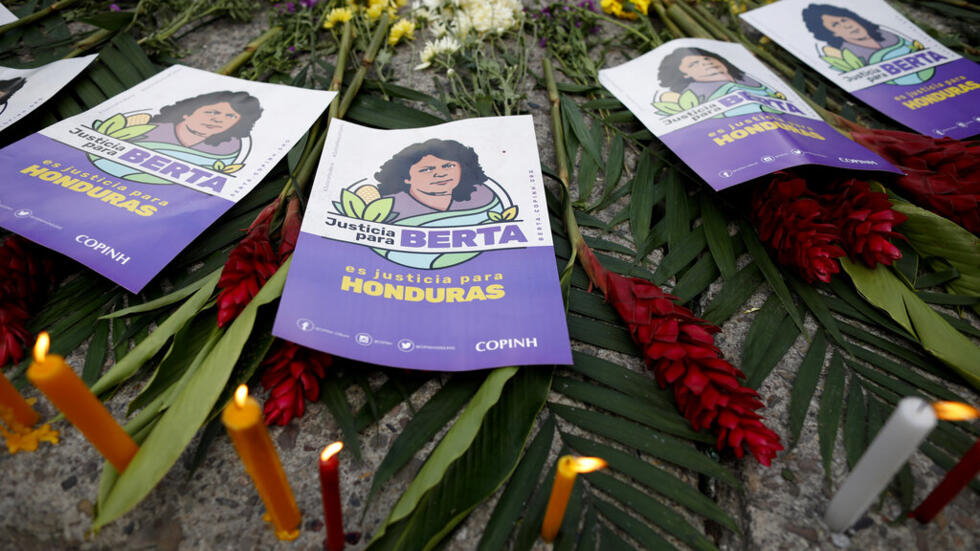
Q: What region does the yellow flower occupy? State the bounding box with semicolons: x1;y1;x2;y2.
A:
601;0;638;20
366;3;385;19
388;19;415;46
323;7;354;29
632;0;650;15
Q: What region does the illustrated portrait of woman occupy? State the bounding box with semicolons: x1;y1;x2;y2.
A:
91;90;262;184
653;47;786;118
802;4;932;85
0;76;26;116
374;138;504;224
338;138;516;270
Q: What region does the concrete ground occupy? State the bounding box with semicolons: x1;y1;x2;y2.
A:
1;3;978;550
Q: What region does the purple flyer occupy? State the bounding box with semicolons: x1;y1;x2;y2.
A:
273;118;572;371
0;65;335;292
0;55;97;134
743;0;980;139
599;39;900;190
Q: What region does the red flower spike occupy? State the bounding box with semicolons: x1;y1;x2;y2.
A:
0;235;57;368
260;341;332;426
215;220;279;328
849;126;980;233
751;173;846;283
278;196;302;262
817;179;907;268
579;246;784;466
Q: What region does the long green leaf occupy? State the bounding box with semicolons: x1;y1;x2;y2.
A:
93;260;290;530
477;415;556;551
593;496;677;551
320;375;363;463
369;367;519;544
563;433;738;533
843;381;867;469
89;269;220;396
817;353;846;477
554;376;713;443
365;375;483;508
560;95;602;166
739;220;805;331
589;472;715;551
100;269;219;319
550;403;739;486
367;368;551;551
629;150;656;247
787;330;827;447
699;193;736;280
841;260;980;390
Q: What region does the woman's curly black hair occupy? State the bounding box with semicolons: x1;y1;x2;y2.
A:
802;4;884;49
658;47;745;93
150;90;262;146
375;139;488;202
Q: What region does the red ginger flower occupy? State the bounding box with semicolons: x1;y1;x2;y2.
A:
0;304;31;367
752;173;846;284
579;246;783;465
0;235;57;367
277;196;302;262
848;126;980;233
260;341;332;426
818;179;906;268
215;203;280;327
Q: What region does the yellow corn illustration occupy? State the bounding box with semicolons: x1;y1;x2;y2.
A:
355;184;381;204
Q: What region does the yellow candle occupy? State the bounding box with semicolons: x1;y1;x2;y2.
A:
27;332;137;471
222;385;301;541
0;368;38;428
541;456;607;542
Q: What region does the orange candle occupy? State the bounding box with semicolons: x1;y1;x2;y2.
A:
0;368;38;428
27;332;137;471
222;385;301;541
541;456;607;542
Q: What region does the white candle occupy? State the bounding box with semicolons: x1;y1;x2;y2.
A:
824;397;936;531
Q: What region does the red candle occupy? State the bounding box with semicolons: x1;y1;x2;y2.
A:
319;442;345;551
911;436;980;523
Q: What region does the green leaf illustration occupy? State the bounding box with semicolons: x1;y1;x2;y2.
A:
98;113;127;135
362;196;394;222
653;101;684;114
841;49;866;70
108;124;156;141
678;89;700;110
342;188;366;218
821;56;854;72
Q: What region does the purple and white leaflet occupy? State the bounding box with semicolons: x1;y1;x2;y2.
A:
0;65;335;291
599;39;899;190
273;117;572;371
742;0;980;139
0;55;97;133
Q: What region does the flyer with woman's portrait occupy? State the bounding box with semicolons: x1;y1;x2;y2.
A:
599;38;899;189
0;65;335;292
0;55;98;133
742;0;980;139
274;117;572;371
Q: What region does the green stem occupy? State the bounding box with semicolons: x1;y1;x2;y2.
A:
922;0;980;12
0;0;81;38
337;13;391;119
63;28;115;59
217;26;282;76
651;0;684;39
288;19;356;200
665;4;713;39
543;58;588;288
328;20;353;121
687;2;740;42
584;7;655;47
